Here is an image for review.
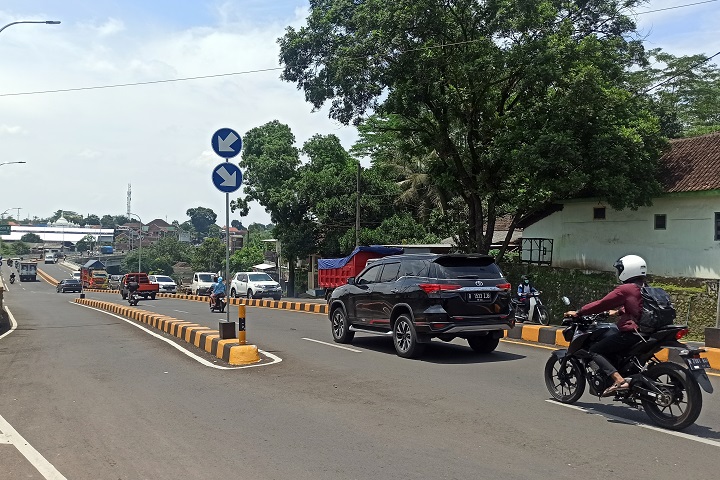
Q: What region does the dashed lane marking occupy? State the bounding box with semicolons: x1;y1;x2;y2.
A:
546;399;720;448
302;337;363;352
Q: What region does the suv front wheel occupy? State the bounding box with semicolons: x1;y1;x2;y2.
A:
393;314;425;359
467;335;500;354
331;307;354;343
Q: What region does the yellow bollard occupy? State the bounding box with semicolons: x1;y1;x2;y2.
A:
238;304;246;345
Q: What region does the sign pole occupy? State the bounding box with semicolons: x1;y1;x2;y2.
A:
226;189;230;324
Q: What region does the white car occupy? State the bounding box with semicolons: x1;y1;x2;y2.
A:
190;272;216;296
72;271;81;282
148;274;177;294
230;272;282;300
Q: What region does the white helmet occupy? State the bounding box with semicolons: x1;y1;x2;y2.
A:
613;255;647;282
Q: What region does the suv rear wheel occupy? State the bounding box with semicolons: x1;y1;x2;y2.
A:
393;314;425;358
467;335;500;353
331;307;354;343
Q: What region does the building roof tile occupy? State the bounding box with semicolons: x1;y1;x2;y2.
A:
661;132;720;193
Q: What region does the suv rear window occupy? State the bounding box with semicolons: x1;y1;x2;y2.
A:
434;256;502;279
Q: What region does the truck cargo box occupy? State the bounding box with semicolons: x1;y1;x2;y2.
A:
318;246;404;289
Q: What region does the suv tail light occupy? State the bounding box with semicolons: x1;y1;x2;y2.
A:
496;283;511;291
676;328;689;340
419;283;461;294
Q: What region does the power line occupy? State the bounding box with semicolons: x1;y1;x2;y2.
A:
0;2;716;99
643;50;720;93
634;0;718;15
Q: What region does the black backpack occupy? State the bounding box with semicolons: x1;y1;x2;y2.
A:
637;285;676;333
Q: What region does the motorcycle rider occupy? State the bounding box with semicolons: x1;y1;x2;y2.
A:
210;276;226;308
516;275;538;319
564;254;646;397
9;272;15;283
126;275;140;300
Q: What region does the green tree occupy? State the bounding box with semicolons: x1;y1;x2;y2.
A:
236;121;316;296
11;241;30;255
186;207;217;236
100;215;115;228
192;237;225;273
229;242;265;275
20;233;42;243
84;214;101;226
279;0;665;254
634;49;720;138
75;234;96;253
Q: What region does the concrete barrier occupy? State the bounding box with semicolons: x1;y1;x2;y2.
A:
74;298;260;365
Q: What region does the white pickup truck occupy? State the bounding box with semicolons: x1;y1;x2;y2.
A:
230;272;282;300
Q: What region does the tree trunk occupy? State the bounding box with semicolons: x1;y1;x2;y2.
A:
497;212;522;262
287;258;296;298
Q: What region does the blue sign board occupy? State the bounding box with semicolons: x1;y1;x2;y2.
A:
211;128;242;159
212;162;243;193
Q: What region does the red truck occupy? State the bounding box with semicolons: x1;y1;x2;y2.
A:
120;273;159;300
318;246;404;299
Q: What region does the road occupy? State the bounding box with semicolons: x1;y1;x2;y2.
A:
1;262;719;479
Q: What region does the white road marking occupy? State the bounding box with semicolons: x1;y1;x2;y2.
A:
72;302;282;369
546;399;720;448
0;305;18;341
302;337;363;352
174;309;190;314
0;413;68;479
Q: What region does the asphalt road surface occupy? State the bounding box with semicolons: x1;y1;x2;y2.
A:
1;262;719;479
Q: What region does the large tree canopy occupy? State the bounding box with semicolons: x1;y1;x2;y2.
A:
186;207;217;235
279;0;666;253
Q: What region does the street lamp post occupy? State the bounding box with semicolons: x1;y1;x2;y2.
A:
0;20;61;35
128;213;142;273
0;161;26;168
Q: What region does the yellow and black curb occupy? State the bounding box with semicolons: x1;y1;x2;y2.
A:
507;323;720;370
74;298;260;365
156;293;329;314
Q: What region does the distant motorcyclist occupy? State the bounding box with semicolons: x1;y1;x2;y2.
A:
127;275;140;297
516;275;538;318
210;276;226;306
9;272;15;284
564;254;646;396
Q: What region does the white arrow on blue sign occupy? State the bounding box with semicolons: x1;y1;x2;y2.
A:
212;163;243;193
211;128;242;159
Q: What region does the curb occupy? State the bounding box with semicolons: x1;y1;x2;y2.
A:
506;323;720;371
74;298;260;365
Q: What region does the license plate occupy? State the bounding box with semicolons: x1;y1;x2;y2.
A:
687;357;711;370
467;292;492;302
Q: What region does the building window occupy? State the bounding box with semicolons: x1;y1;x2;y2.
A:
716;212;720;241
654;214;667;230
593;207;606;220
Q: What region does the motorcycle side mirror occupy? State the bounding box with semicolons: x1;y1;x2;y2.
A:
562;296;570;306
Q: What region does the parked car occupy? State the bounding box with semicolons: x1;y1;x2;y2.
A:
230;272;282;300
190;272;216;296
108;274;123;289
327;253;514;358
148;274;177;294
57;278;82;293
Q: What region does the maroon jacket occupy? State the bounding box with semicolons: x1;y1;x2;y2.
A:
577;282;642;332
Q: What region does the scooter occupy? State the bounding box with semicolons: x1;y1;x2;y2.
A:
210;294;226;313
9;274;15;284
514;292;549;325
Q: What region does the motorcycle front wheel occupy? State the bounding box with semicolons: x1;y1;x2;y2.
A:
544;355;585;403
641;362;702;431
536;306;550;326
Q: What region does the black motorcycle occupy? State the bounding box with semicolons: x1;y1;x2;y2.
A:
128;291;140;306
9;274;15;284
544;297;713;431
210;294;226;313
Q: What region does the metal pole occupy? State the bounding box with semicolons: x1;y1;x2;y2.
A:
715;280;720;329
0;21;60;35
226;190;230;324
355;162;360;247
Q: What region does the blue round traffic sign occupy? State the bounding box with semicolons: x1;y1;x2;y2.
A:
212;163;243;193
211;128;242;159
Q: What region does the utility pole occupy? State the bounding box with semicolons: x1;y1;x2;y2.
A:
355;162;361;248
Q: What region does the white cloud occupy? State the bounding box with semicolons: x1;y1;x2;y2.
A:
93;18;125;37
0;124;26;135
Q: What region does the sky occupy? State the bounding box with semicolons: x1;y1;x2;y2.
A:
1;0;718;228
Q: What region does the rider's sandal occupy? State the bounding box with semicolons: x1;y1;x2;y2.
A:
602;381;630;397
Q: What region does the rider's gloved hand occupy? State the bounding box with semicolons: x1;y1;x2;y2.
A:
563;311;578;318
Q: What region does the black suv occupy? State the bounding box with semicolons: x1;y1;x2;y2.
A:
328;253;514;358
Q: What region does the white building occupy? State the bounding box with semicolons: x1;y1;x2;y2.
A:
0;214;114;244
520;132;720;279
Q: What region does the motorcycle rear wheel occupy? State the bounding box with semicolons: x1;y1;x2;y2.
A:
544;355;585;403
641;362;702;431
